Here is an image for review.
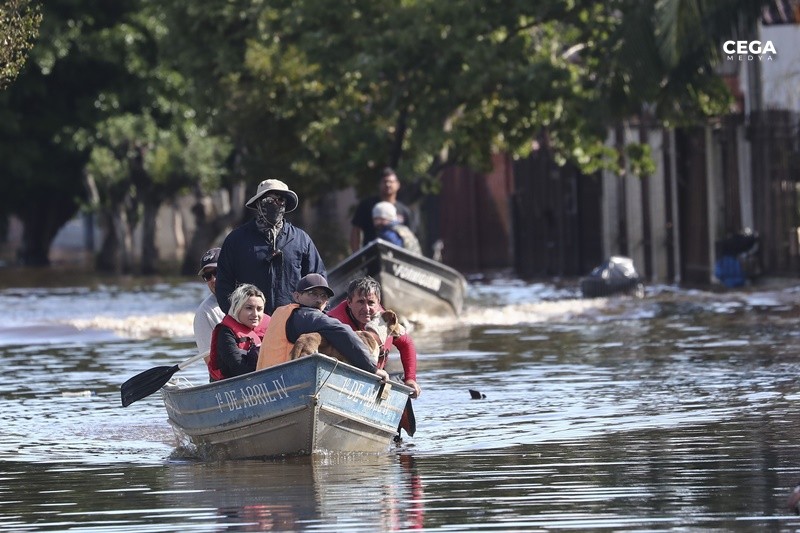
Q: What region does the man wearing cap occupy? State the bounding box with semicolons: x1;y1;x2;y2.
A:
350;167;417;253
256;273;389;380
193;247;225;363
216;179;326;316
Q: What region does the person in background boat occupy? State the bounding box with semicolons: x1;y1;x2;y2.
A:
371;201;422;255
208;283;270;381
350;167;416;253
256;274;389;380
328;276;421;399
216;179;326;316
193;247;225;364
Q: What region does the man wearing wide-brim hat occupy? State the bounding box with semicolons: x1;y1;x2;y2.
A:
216;179;326;316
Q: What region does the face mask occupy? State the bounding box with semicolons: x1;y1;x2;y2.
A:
259;202;285;226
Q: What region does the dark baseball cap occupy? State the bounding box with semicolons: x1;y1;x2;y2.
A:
295;273;334;297
198;247;220;275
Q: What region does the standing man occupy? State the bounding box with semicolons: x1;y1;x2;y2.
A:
350;167;416;253
193;247;225;363
216;179;326;315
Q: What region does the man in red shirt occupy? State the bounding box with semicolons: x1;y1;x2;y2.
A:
328;276;421;399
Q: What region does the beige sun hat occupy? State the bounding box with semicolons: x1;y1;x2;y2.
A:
245;179;299;212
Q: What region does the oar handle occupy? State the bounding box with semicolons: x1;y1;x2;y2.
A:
178;351;209;370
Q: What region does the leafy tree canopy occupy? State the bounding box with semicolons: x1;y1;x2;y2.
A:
0;0;776;265
0;0;220;265
0;0;41;90
159;0;772;197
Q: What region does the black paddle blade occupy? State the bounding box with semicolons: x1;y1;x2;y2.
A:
398;397;416;437
120;364;179;407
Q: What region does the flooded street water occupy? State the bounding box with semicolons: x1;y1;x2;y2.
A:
3;272;800;531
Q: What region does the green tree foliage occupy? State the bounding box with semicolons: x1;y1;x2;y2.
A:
591;0;772;177
0;0;775;268
75;113;230;273
0;1;229;268
160;0;772;195
160;1;622;197
0;1;143;265
0;0;41;90
601;0;768;124
67;5;233;274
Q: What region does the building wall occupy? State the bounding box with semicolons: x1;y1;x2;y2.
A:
512;147;603;279
600;126;676;284
761;24;800;111
436;153;514;273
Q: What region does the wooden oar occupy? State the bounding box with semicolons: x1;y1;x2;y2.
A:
120;351;207;407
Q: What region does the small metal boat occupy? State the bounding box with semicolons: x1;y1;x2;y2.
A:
327;239;468;319
160;353;413;460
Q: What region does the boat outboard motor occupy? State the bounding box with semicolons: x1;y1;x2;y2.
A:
580;256;644;298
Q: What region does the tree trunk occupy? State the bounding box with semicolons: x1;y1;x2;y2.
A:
140;199;160;274
172;200;185;261
95;210;122;273
180;181;247;275
18;222;52;266
95;208;136;274
17;197;77;266
120;208;135;273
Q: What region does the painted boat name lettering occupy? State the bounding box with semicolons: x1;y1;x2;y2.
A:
391;263;442;291
341;378;391;415
215;375;289;412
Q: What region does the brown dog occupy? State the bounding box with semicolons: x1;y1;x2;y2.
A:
289;310;406;366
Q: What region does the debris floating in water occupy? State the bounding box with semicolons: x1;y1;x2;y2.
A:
469;389;486;400
61;391;96;398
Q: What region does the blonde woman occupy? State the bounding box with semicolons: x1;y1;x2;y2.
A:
207;284;270;381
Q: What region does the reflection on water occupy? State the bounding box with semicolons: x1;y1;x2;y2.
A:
3;275;800;530
1;454;425;532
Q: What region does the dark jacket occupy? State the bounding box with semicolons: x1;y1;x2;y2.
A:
209;314;268;380
216;220;326;315
287;305;377;373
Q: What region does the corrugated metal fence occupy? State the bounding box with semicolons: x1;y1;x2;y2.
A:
430;111;799;282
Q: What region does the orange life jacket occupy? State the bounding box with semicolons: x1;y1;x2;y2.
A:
256;303;299;370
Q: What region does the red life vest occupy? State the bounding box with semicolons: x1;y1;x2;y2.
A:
207;314;267;381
